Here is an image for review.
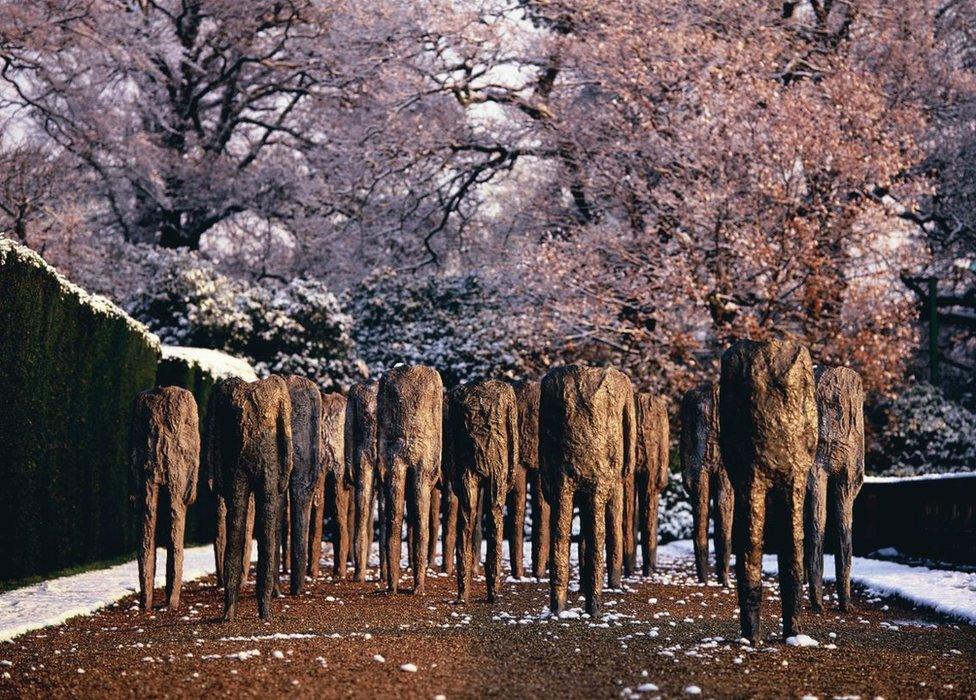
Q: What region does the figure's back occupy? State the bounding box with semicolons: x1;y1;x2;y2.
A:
321;392;347;478
237;375;290;473
540;366;633;486
378;365;443;467
347;381;379;472
451;380;515;479
814;366;864;478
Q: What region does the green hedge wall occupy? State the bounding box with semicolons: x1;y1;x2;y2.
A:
155;354;219;546
0;240;161;583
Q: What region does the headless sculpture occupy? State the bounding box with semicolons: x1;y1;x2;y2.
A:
541;365;635;615
205;378;254;590
635;393;670;576
131;386;200;611
222;375;293;621
447;379;518;603
680;382;733;585
719;339;817;643
805;366;864;612
377;365;443;594
346;381;379;582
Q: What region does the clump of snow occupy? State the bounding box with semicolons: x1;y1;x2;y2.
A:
161;345;258;382
0;239;160;351
684;685;702;695
786;635;819;647
373;655;385;663
400;662;418;673
637;682;659;692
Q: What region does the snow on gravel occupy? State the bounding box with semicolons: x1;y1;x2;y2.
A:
0;545;217;643
659;540;976;625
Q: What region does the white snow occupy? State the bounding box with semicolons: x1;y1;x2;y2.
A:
684;685;702;695
659;540;976;625
864;471;975;483
0;544;217;643
786;635;820;647
399;662;418;673
636;682;659;692
160;345;258;382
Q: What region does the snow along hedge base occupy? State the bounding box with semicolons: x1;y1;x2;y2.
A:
0;239;161;583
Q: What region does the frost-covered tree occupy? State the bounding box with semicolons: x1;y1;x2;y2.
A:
868;383;976;476
127;250;366;389
345;267;544;388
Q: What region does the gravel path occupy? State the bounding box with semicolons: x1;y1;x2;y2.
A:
1;550;973;699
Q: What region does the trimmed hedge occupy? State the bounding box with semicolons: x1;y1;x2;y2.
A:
0;239;161;583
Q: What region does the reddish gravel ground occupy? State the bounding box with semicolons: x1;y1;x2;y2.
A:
1;549;974;699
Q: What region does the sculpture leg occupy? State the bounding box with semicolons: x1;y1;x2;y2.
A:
137;479;159;612
241;495;255;590
804;466;828;611
442;483;458;576
485;476;506;602
646;488;661;573
308;471;326;579
506;468;527;579
289;483;313;595
272;493;288;597
354;470;375;582
408;470;432;594
428;482;442;569
165;496;187;610
605;480;623;590
691;469;711;583
549;479;574;615
472;489;484;575
530;470;550;579
734;478;767;644
635;471;651;576
585;492;608;616
713;468;734;586
333;478;351;580
622;471;637;577
214;493;227;588
347;493;356;570
455;472;479;603
384;467;406;593
833;478;857;613
779;479;806;640
255;472;282;621
222;472;251;622
377;482;388;581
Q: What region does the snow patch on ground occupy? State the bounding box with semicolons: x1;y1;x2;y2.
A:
660;540;976;625
786;634;819;647
0;545;216;643
161;345;258;382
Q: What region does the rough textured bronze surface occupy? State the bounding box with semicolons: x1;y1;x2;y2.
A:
634;393;670;576
805;366;864;612
540;365;635;615
680;382;733;585
345;381;379;582
440;397;458;576
720;339;817;643
506;380;539;579
130;386;200;612
314;391;348;580
222;375;293;621
275;377;322;595
377;365;444;594
447;379;519;603
204;378;253;590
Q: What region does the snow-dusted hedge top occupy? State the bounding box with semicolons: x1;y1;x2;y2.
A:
0;238;160;351
161;345;258;382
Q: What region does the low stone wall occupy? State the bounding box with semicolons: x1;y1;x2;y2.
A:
0;239;161;582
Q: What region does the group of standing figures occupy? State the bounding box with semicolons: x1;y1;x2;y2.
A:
129;338;864;644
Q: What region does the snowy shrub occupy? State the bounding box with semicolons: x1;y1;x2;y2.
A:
345;267;543;387
658;466;693;543
127;250;367;390
868;383;976;476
